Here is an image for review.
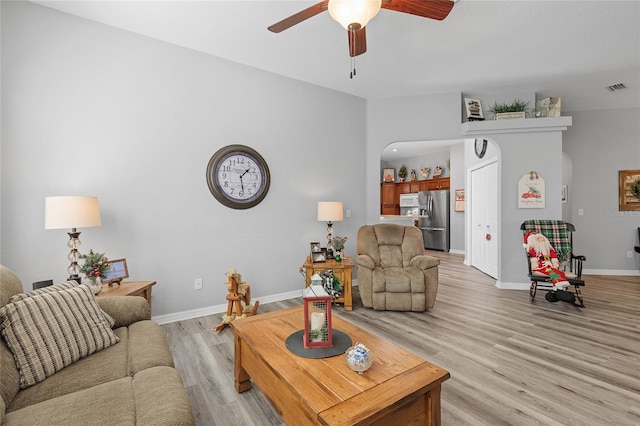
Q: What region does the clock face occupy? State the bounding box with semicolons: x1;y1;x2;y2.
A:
206;145;270;209
475;139;488;158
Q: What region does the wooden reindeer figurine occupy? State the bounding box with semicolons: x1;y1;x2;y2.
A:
213;268;259;332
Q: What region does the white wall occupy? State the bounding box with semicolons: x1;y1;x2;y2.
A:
563;108;640;272
0;1;367;316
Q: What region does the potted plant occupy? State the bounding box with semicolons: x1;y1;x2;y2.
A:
80;249;111;294
398;165;408;182
329;236;347;262
488;99;529;120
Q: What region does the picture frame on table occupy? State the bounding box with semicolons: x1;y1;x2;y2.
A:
310;242;321;253
464;98;484;121
311;249;327;263
619;169;640;211
382;168;395;183
103;258;129;286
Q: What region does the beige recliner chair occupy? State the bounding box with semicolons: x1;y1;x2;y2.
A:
356;223;439;311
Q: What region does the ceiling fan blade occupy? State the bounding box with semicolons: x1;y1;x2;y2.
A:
268;0;329;33
381;0;454;21
348;27;367;57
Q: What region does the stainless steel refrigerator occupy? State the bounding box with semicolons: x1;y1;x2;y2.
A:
418;190;450;251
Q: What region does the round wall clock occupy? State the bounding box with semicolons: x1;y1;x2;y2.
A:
475;138;488;159
206;145;271;209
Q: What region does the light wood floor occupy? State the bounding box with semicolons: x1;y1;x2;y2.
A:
163;252;640;425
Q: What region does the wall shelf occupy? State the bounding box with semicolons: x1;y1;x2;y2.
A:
461;116;572;136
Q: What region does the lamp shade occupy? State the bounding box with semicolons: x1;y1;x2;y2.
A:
45;196;101;229
328;0;381;30
317;201;344;222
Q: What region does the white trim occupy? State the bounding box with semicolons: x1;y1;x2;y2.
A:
495;281;529;290
153;281;361;324
152;289;302;324
449;248;464;255
583;269;640;276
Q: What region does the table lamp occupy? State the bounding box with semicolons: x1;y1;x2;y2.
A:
45;196;101;282
317;201;343;253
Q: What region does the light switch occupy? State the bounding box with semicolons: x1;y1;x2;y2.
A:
578;208;584;216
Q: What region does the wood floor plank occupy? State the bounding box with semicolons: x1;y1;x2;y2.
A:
163;252;640;425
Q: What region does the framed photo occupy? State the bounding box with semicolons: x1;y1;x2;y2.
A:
382;168;395;183
103;258;129;286
454;189;465;212
310;242;321;253
311;249;327;263
619;169;640;211
464;98;484;121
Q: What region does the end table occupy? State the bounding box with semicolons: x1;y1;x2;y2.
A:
303;257;353;311
96;280;156;313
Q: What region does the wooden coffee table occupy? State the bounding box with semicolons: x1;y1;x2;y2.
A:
231;306;450;425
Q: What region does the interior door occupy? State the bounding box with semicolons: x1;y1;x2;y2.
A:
471;161;498;278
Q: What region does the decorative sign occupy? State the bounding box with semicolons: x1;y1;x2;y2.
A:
454;189;465;212
518;171;545;209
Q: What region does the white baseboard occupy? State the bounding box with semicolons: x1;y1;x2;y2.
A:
155;281;361;324
152;289;302;324
582;269;640;276
495;281;530;290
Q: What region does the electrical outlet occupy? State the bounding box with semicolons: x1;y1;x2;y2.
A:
628;251;634;259
195;278;203;290
578;208;584;216
346;209;352;218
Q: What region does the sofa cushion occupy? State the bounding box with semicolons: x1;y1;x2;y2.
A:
9;281;115;328
3;367;194;426
0;284;119;389
3;376;136;426
7;327;129;411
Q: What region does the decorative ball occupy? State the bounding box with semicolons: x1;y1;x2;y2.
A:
345;342;373;374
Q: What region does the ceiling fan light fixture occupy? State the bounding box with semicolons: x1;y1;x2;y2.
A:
328;0;382;30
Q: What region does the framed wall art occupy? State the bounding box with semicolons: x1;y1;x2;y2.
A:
464;98;484;121
454;189;465;212
619;169;640;211
518;171;545;209
382;168;395;182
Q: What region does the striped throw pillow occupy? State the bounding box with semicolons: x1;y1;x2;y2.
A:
9;281;115;327
0;284;120;388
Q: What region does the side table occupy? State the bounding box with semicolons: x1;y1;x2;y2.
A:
96;280;156;314
303;257;353;311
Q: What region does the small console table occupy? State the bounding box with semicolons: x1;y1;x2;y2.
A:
303;257;353;311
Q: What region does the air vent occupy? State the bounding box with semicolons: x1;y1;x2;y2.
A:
606;83;627;92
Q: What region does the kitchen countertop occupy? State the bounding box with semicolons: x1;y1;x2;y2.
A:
380;215;428;219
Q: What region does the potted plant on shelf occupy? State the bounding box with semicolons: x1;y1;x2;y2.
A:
488;99;529;120
398;165;408;182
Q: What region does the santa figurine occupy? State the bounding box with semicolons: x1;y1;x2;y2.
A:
524;231;570;290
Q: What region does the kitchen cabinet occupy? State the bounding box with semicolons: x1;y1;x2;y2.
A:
423;177;450;190
381;178;450;216
381;183;397;215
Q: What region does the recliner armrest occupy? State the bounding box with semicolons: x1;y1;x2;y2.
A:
410;255;440;270
97;296;151;328
356;254;375;269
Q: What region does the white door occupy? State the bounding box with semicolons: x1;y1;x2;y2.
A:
471;161;498;278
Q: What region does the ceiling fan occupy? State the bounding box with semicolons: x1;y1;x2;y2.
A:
268;0;454;58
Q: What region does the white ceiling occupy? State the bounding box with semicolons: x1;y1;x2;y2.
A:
32;0;640;114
